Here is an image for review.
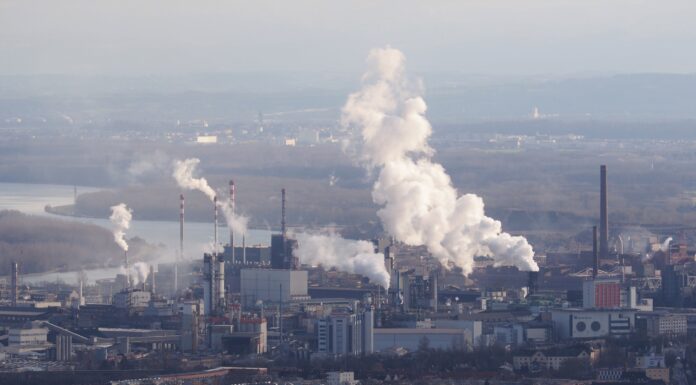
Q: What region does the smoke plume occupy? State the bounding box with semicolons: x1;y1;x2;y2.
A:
342;47;538;275
660;237;672;252
172;158;248;235
132;262;150;285
172;158;216;200
109;203;132;251
293;231;390;289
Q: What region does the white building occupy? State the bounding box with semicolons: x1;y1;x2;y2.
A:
513;346;595;371
240;269;308;307
316;311;372;356
238;317;268;353
112;289;151;309
641;312;688;338
9;327;48;346
550;308;636;340
374;328;469;352
327;371;357;385
434;319;482;348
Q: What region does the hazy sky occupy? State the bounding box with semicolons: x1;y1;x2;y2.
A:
1;0;695;76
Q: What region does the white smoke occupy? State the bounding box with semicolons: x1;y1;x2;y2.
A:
660;237;672;252
120;262;149;285
172;158;248;235
132;262;150;285
172;158;216;200
293;231;390;289
342;47;538;275
109;203;132;251
128;150;170;179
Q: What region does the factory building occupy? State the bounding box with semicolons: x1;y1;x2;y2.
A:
112;289;151;310
638;312;688;338
315;309;373;356
202;253;226;315
374;328;470;352
550;308;636;340
583;277;621;308
240;269;308;307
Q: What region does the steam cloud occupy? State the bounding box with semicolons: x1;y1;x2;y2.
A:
172;158;216;200
121;261;150;285
109;203;132;251
172;158;248;235
342;47;538;275
293;232;390;289
660;237;672;252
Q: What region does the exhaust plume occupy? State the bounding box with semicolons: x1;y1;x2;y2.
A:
293;231;390;289
132;261;149;285
172;158;248;235
343;47;538;275
109;203;132;251
660;237;672;252
172;158;216;200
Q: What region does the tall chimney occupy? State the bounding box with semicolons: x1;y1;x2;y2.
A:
281;188;286;239
125;250;130;289
150;265;156;294
229;180;236;263
242;234;247;264
11;261;19;306
592;225;598;279
213;196;218;256
600;165;609;259
177;193;184;293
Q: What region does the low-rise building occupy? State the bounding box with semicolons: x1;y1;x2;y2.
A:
550;308;636;340
513;346;596;371
327;371;357;385
374;328;470;353
640;312;687;338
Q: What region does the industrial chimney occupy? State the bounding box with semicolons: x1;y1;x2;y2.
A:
281;188;286;239
592;225;598;279
150;265;156;295
229;180;236;263
11;261;19;306
527;271;539;297
600;165;609;259
177;193;184;293
213;196;218;256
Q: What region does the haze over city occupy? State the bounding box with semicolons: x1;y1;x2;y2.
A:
1;2;696;385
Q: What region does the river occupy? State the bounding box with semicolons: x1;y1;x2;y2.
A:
0;182;273;284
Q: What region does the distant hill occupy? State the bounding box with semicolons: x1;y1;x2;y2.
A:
0;210;161;276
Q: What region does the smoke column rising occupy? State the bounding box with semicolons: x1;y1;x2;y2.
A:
109;203;132;251
293;232;390;289
172;158;248;235
343;47;538;275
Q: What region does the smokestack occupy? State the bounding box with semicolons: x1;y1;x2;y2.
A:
281;188;286;239
592;225;599;279
177;193;184;293
213;196;218;256
600;165;609;259
527;271;539;297
11;261;19;306
150;265;156;294
125;250;130;288
79;277;84;307
242;234;247;264
229;180;236;263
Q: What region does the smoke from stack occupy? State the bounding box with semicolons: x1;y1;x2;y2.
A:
172;158;248;236
341;47;538;275
660;237;673;253
109;203;132;252
293;231;390;289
